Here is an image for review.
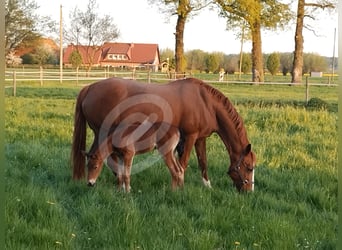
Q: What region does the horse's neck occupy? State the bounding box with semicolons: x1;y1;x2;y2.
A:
216;107;248;161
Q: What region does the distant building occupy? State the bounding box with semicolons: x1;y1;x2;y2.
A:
63;42;160;71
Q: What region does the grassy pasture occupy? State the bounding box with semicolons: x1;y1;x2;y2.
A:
5;81;337;249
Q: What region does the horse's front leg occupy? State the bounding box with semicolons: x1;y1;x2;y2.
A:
179;134;197;169
107;153;118;176
113;156;124;191
161;151;184;190
178;134;198;186
195;138;211;188
122;152;134;193
107;151;132;192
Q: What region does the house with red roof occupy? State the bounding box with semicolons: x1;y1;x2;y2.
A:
63;42;160;71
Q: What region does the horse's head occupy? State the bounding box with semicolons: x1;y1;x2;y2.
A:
228;144;256;192
82;151;104;187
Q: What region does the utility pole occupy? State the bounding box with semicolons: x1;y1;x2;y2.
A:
331;27;336;84
238;24;245;81
59;4;63;83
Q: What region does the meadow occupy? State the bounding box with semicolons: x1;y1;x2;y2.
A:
5;79;337;249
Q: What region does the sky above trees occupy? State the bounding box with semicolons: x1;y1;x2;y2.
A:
31;0;338;57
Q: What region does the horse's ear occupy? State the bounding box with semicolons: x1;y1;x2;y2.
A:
243;144;251;156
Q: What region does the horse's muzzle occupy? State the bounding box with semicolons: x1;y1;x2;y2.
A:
87;182;96;187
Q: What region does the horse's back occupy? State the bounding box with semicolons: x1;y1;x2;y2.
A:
81;77;215;136
81;78;142;124
83;77;205;102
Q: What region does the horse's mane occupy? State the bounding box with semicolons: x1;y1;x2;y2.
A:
188;78;247;141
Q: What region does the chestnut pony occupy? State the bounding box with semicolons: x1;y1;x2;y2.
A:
84;121;183;192
71;77;256;191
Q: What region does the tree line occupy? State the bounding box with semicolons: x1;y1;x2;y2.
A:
160;48;333;76
5;0;336;83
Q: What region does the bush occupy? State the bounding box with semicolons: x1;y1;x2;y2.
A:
306;97;329;110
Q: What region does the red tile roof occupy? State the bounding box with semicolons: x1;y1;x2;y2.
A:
63;42;160;66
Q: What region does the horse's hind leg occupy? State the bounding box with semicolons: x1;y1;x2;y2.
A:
195;138;211;188
158;131;184;190
162;151;184;190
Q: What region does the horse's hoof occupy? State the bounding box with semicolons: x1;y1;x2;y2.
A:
202;178;212;188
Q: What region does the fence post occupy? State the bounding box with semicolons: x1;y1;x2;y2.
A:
132;68;135;80
40;67;43;86
148;69;151;83
13;70;16;97
76;67;79;86
305;76;309;104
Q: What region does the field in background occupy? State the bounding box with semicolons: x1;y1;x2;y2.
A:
5;80;337;249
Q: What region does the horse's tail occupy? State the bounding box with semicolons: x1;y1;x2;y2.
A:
71;85;89;180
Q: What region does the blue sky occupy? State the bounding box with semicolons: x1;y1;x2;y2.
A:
36;0;338;57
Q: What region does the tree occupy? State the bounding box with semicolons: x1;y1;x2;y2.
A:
5;0;55;58
280;53;293;76
32;44;57;68
6;50;22;67
215;0;293;82
291;0;336;83
69;50;83;85
205;53;221;73
239;53;252;74
266;52;280;76
21;53;35;64
150;0;212;74
186;49;207;72
69;50;82;70
302;53;328;73
223;54;239;74
66;0;120;72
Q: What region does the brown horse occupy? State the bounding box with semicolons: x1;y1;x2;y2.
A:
84;121;183;192
71;77;256;191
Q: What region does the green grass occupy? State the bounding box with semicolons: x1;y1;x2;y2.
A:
5;81;337;249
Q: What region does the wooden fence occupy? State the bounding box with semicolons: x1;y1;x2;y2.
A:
5;68;338;104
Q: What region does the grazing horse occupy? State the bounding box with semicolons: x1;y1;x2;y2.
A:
71;77;256;191
84;120;183;192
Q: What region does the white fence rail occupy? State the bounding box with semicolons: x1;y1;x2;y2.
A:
5;69;338;104
4;69;185;84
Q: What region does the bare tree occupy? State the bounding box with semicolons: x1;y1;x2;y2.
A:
291;0;336;83
65;0;120;72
